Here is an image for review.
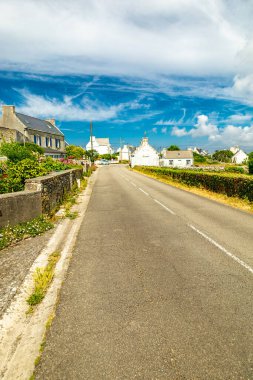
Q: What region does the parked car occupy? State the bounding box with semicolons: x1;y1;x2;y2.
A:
100;159;110;165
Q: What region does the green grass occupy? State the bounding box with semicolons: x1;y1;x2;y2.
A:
27;251;60;311
0;216;53;250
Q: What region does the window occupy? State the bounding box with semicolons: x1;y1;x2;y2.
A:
34;135;42;146
34;135;37;144
55;138;61;149
46;137;49;147
169;160;173;165
38;136;42;146
186;160;191;165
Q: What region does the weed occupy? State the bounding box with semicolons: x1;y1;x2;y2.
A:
0;216;53;251
27;251;60;310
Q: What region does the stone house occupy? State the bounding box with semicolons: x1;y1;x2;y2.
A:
86;136;114;155
0;105;66;158
130;137;159;168
160;150;193;168
117;144;131;161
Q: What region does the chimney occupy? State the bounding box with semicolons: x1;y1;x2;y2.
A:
46;119;55;126
2;105;15;126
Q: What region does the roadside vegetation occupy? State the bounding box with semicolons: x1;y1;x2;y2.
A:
0;142;82;194
0;216;53;250
26;250;61;312
133;166;253;212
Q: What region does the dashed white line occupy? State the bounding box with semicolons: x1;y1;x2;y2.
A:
154;199;175;215
138;187;149;196
131;182;137;187
189;224;253;275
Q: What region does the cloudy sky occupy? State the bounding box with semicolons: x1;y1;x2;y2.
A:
0;0;253;151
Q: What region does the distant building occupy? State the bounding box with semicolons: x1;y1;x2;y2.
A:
130;137;159;168
230;146;240;155
160;150;193;168
232;149;248;164
188;147;208;156
117;144;131;161
0;105;66;158
86;136;113;155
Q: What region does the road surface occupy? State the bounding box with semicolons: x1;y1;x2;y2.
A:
36;165;253;379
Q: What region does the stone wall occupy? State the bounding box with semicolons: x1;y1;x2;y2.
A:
0;168;83;227
25;168;83;214
0;191;42;228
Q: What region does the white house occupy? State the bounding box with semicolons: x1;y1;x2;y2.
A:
86;136;113;155
130;137;159;168
188;147;208;156
230;146;240;155
117;144;130;161
160;150;193;168
232;149;248;164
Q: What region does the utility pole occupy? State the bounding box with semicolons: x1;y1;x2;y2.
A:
90;120;93;162
119;137;123;161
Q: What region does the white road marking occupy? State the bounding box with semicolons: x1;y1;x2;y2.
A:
131;182;137;187
138;187;149;196
189;224;253;275
154;199;175;215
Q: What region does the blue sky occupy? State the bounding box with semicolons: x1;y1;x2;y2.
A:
0;1;253;152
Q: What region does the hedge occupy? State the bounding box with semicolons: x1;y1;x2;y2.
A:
134;166;253;201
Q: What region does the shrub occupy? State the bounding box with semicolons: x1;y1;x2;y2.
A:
225;166;245;174
249;159;253;175
134;166;253;201
0;142;44;162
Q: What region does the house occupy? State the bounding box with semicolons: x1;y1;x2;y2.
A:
230;146;240;155
160;150;193;168
0;105;66;158
86;136;113;155
117;144;131;161
130;137;159;168
188;147;208;156
231;149;248;164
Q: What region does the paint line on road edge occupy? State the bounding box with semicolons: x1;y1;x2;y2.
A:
154;199;176;215
138;187;149;196
189;224;253;275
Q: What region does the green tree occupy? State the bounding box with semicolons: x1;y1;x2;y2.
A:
66;145;85;159
248;152;253;160
167;145;180;151
99;153;112;160
212;150;233;163
193;152;206;163
85;149;99;162
248;159;253;174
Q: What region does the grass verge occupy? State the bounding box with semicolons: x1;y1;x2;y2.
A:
0;216;53;251
26;251;60;313
132;168;253;214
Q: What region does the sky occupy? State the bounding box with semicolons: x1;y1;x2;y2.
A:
0;0;253;152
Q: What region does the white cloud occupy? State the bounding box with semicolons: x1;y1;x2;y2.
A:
172;113;253;146
161;127;167;134
152;127;157;134
16;90;123;121
0;0;248;77
227;114;252;124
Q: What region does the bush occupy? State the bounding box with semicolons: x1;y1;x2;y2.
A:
134;166;253;201
225;166;245;174
249;160;253;175
0;142;44;162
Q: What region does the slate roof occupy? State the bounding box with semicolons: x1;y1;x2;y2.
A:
16;113;64;136
96;138;110;146
163;150;193;159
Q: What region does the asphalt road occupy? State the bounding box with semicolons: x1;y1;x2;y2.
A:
36;165;253;380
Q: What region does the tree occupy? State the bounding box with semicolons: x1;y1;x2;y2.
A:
85;149;99;162
167;145;180;151
248;159;253;174
193;152;206;163
66;145;85;159
248;152;253;160
212;150;233;163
